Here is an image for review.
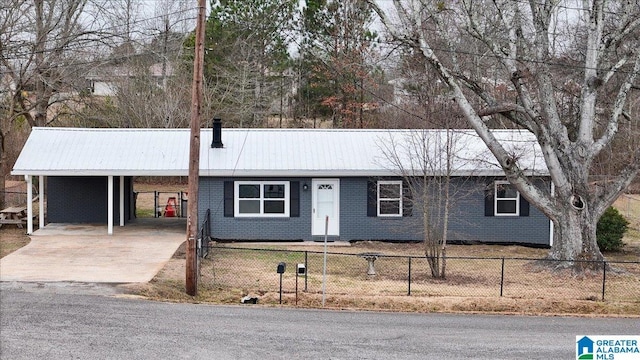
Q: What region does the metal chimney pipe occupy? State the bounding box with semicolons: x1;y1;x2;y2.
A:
211;118;223;148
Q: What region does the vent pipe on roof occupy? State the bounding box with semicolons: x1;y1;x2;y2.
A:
211;118;223;148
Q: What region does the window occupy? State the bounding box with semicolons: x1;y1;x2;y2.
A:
377;180;403;217
235;181;290;217
494;181;519;216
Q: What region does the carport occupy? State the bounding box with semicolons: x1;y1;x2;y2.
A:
11;128;191;235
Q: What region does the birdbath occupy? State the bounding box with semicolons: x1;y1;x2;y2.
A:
359;252;383;276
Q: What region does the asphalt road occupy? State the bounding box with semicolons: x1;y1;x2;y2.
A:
1;285;638;360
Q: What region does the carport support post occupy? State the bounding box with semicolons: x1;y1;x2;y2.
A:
108;175;113;235
119;176;125;227
26;175;33;234
39;176;44;229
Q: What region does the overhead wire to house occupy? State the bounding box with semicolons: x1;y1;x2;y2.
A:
0;7;198;65
3;1;637;127
2;3;636;77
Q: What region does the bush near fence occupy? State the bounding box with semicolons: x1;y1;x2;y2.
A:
200;246;640;304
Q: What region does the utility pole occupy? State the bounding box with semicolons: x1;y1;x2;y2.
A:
186;0;206;296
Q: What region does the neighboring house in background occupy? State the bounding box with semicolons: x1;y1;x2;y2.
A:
85;62;175;96
386;78;413;106
265;67;298;118
11;124;552;246
85;65;131;97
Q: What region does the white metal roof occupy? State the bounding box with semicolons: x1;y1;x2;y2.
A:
12;127;548;177
12;128;191;176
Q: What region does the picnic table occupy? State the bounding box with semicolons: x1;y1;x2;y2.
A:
0;206;28;229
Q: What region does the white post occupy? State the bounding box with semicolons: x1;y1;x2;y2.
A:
26;175;33;234
322;215;328;307
119;176;125;227
108;175;113;235
549;182;555;247
39;175;44;229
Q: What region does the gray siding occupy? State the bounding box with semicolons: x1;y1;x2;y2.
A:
199;176;550;245
47;176;133;224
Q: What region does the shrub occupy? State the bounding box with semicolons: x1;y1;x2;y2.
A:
596;207;629;252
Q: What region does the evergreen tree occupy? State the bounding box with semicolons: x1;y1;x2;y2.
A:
203;0;297;127
298;0;381;128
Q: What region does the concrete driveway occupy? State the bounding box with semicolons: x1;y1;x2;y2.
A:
0;219;185;283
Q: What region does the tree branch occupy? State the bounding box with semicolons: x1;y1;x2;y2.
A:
593;50;640;155
594;146;640;217
601;5;640;55
476;104;519;117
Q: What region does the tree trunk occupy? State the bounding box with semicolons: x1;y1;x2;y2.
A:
549;206;603;271
369;0;639;274
0;135;6;209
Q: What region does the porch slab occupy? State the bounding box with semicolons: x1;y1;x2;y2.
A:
0;219;185;283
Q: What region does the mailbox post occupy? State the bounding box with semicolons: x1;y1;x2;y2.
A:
277;262;286;304
296;263;306;305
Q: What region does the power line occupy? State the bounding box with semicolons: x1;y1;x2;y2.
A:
1;7;197;59
2;2;637;75
2;0;637;117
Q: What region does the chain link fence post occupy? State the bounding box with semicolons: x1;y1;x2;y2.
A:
500;257;505;297
601;260;607;301
407;256;412;296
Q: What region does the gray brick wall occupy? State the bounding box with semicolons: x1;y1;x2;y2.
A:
340;178;422;241
199;177;311;240
47;176;132;224
447;178;550;245
199;176;551;245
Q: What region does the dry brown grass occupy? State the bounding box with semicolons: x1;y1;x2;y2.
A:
615;194;640;229
0;181;37;257
0;228;31;258
126;240;640;317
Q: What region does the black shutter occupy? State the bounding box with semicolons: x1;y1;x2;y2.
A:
224;181;234;217
402;181;412;217
290;181;300;217
519;194;530;217
484;181;494;216
367;180;377;217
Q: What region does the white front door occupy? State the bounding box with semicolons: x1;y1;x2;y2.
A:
312;179;339;236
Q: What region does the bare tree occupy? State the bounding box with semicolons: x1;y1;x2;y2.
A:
145;0;194;90
72;0;198;129
370;0;640;269
382;128;475;278
1;0;108;206
1;0;107;128
78;60;192;129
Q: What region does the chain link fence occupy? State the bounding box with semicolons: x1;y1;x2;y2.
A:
199;246;640;303
1;191;30;207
